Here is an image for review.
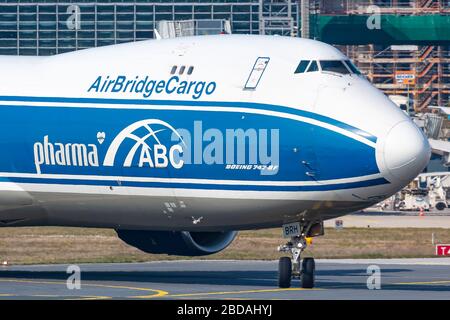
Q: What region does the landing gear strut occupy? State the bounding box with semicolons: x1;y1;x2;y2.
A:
278;234;315;289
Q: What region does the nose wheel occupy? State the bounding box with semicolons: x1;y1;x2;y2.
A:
278;257;292;288
278;235;315;289
301;257;315;288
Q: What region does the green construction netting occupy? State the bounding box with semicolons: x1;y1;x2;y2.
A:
310;15;450;45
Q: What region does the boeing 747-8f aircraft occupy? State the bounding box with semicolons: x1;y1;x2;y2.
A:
0;35;430;288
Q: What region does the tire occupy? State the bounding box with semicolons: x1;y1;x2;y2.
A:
278;257;292;288
436;202;447;211
301;257;315;289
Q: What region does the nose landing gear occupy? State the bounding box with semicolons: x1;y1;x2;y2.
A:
278;235;315;289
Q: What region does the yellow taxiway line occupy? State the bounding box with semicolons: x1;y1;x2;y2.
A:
167;287;322;298
0;278;325;299
0;278;168;299
394;280;450;286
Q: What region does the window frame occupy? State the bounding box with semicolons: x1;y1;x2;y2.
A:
294;60;311;74
343;60;362;75
319;60;351;75
306;60;319;73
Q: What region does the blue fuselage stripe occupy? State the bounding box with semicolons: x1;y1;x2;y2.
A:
2;177;390;192
0;95;377;143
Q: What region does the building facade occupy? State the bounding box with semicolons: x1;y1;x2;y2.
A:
0;1;299;56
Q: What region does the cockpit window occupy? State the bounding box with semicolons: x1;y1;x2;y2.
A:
295;60;310;74
343;60;362;75
320;60;351;75
296;60;362;75
306;61;319;73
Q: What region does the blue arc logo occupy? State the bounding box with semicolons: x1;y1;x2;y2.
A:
103;119;186;169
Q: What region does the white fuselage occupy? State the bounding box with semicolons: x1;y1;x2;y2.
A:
0;35;430;231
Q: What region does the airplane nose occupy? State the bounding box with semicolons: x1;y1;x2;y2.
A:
383;120;431;183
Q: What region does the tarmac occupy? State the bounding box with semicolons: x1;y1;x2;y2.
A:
0;259;449;300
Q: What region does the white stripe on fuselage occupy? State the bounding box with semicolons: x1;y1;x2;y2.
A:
0;181;376;201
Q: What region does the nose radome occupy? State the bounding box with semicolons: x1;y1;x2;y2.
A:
383;120;431;183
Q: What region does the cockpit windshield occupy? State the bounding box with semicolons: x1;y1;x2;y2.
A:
294;60;362;76
295;60;310;74
343;60;362;75
320;60;351;75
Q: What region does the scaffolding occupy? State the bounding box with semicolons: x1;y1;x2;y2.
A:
259;0;297;36
316;0;450;109
319;0;450;14
345;0;450;14
344;45;449;110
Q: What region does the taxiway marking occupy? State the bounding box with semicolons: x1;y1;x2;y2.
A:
167;287;322;298
0;278;168;299
394;280;450;286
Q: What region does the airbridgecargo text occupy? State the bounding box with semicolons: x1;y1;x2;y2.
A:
88;75;217;100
